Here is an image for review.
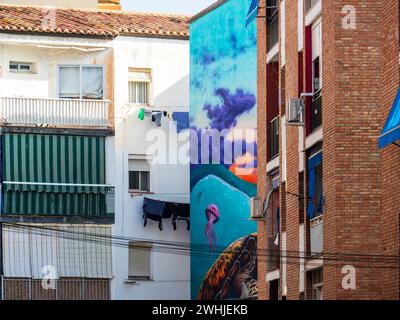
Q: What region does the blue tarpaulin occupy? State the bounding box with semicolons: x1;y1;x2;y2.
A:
307;152;322;220
379;88;400;148
246;0;259;27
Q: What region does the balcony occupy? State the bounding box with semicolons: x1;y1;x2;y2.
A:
0;97;110;128
310;215;323;256
268;117;279;161
310;89;322;132
305;0;320;12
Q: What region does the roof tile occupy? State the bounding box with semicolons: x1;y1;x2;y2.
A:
0;5;190;39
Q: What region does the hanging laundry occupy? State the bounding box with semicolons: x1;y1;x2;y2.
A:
172;112;189;133
143;197;167;231
166;202;190;230
152;111;163;127
138;108;145;120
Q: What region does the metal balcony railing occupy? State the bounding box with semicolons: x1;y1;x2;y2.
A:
0;97;110;128
310;215;323;256
310;89;322;132
305;0;320;12
2;278;110;300
268;117;279;161
105;186;115;217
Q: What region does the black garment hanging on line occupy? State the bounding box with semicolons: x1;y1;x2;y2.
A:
166;202;190;231
143;197;168;231
143;198;189;231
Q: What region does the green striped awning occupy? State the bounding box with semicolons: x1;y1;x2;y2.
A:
2;191;109;218
1;133;112;218
2;133;105;194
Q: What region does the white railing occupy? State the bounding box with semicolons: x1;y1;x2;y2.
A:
310;215;323;255
0;97;110;127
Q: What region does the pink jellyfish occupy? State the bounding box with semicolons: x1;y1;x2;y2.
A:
205;204;220;252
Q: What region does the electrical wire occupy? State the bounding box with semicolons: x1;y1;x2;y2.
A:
2;223;399;270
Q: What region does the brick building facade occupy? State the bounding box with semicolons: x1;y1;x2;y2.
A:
257;0;400;300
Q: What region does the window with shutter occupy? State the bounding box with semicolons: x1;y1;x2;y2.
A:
128;68;151;104
128;242;152;280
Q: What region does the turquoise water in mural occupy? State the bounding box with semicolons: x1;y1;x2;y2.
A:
190;0;257;299
190;171;257;298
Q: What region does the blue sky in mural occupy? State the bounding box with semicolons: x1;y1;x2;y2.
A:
189;0;258;299
190;0;257;133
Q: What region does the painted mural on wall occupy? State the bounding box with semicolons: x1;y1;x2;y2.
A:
190;0;258;300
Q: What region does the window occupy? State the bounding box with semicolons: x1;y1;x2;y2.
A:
311;20;322;130
305;0;320;12
128;157;150;192
313;57;320;92
58;65;104;100
128;242;152;280
312;268;323;300
312;20;322;92
9;61;34;73
128;68;151;104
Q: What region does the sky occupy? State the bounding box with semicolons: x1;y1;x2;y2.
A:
120;0;218;15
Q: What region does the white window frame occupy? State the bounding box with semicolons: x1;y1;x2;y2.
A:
128;170;151;193
311;268;323;300
9;61;35;74
128;68;152;105
128;155;152;194
57;64;105;100
128;242;153;281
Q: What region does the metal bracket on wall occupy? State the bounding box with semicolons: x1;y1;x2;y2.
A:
286;191;305;203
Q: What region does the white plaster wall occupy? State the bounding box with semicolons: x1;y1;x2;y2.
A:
111;36;190;300
0;35;113;99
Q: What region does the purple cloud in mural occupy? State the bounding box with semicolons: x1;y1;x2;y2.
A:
203;88;256;131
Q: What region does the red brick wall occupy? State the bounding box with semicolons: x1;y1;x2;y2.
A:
257;0;399;300
380;0;400;300
257;0;268;300
283;0;301;300
322;0;384;300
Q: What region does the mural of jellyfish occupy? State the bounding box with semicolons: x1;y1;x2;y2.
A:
205;204;220;252
190;0;258;300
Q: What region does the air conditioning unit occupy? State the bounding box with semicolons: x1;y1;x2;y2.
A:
286;98;304;126
250;196;263;219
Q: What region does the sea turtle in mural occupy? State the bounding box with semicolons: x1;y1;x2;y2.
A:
198;233;258;300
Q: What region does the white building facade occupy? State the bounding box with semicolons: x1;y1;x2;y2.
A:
0;4;190;300
111;35;190;300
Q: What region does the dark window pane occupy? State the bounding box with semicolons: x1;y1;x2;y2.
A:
313;57;320;92
129;171;140;190
9;63;18;70
140;172;150;192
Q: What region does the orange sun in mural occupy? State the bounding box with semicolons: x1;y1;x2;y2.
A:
229;152;257;184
